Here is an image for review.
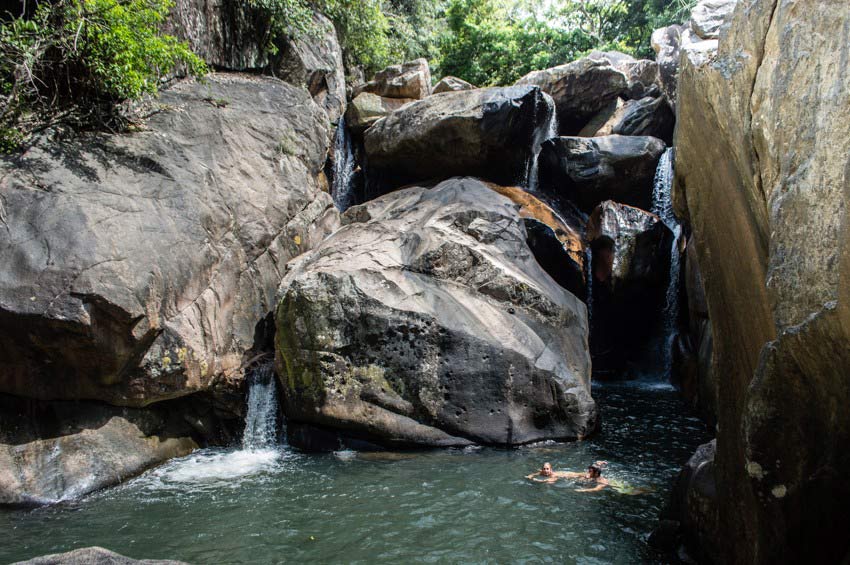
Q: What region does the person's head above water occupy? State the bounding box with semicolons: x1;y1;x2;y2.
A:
540;462;553;477
586;465;602;479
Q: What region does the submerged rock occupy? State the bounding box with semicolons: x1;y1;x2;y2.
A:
363;86;554;193
0;74;339;407
673;0;850;560
515;57;627;135
276;177;596;449
13;546;187;564
586;201;671;373
538;135;666;213
356;58;431;100
432;76;475;94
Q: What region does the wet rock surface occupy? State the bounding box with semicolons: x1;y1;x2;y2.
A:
538;135;666;214
363;86;554;193
276;178;596;449
594;96;675;145
13;546;188;564
0;74;340;407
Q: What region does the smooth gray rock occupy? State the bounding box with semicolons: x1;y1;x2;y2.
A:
0;74;340;407
432;76;475;94
515;57;628;134
538;135;666;213
275;177;596;449
13;546;187;564
595;96;675;144
650;24;690;107
345;92;415;133
363;86;554;193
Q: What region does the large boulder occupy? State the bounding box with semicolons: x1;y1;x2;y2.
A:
363;86;555;193
668;440;721;564
276;177;596;449
650;24;693;107
538;135;666;214
592;96;675;145
588;50;659;98
0;74;339;407
515;57;628;135
585;201;671;373
274;12;347;123
356;58;431;100
673;0;850;561
345;92;414;133
13;547;187;564
432;76;475;94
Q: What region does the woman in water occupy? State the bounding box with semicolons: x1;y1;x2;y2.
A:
525;461;610;491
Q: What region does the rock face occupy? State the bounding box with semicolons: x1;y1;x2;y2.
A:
345;92;414;133
13;546;187;564
673;0;850;561
538;135;666;213
650;24;688;106
276;178;596;449
0;74;339;407
0;400;197;506
586;201;671;373
588;50;659;95
515;57;627;135
363;86;554;193
432;76;475;94
357;59;431;100
669;440;720;564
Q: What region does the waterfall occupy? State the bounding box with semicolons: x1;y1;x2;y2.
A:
331;117;356;212
242;362;280;450
651;148;681;379
585;246;594;324
525;95;558;193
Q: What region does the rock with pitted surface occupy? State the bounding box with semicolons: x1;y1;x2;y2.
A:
13;546;188;564
432;76;475;94
357;58;431;100
0;74;340;407
515;57;627;135
650;24;691;107
673;0;850;561
363;86;554;193
538;135;666;213
586;201;671;373
345;92;415;133
276;177;596;449
593;96;675;144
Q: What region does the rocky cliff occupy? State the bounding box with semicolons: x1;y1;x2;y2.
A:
672;0;850;561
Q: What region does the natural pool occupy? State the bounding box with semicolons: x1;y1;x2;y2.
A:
2;381;709;564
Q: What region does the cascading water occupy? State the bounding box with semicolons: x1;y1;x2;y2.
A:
331;117;357;212
651;148;681;379
242;361;280;450
585;246;594;324
525;95;558;193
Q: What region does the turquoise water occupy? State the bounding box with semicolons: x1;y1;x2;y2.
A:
2;382;709;564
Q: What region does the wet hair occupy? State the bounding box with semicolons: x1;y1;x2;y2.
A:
587;465;602;477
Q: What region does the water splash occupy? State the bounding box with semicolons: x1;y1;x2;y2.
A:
242;362;280;450
525;94;558;193
651;148;681;380
331;117;356;212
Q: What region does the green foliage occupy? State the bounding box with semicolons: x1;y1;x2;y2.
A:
318;0;393;73
0;0;206;148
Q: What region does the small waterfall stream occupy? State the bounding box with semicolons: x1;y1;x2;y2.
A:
242;362;280;450
525;96;558;192
650;148;681;379
331;117;357;212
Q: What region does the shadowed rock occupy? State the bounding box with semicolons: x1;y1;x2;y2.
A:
593;96;675;145
276;177;596;449
538;135;666;213
363;86;554;194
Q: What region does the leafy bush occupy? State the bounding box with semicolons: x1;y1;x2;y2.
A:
0;0;206;150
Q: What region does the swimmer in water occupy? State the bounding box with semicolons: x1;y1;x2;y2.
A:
526;461;610;489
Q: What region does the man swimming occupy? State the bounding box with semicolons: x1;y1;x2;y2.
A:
525;461;610;492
